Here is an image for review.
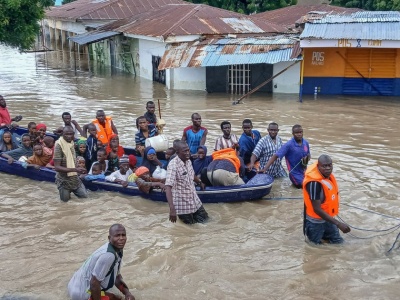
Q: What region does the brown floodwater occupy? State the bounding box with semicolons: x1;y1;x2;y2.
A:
0;45;399;299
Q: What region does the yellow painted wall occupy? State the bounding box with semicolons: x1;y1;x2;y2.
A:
304;47;399;78
303;48;346;77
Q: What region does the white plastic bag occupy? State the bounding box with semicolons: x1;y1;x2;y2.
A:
152;166;167;180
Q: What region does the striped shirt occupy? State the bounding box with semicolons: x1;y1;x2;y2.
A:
214;134;238;151
252;135;287;178
165;156;202;215
135;125;157;147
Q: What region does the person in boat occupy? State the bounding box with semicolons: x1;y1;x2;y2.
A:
144;101;157;125
0;95;23;130
88;148;109;175
86;123;99;170
181;113;208;156
105;155;132;185
134;166;165;194
83;163;106;181
128;154;137;174
192;145;212;178
42;136;56;169
165;141;208;224
106;134;125;158
67;224;135;300
141;146;163;177
27;122;37;145
76;138;88;158
303;154;350;244
0;131;18;152
35;123;47;145
54;112;83;139
162;147;176;170
135;116;157;155
248;122;286;178
260;124;311;188
0;134;32;164
24;144;52;169
207;148;245;186
83;110;118;147
238;119;261;166
214;121;239;151
53;126;88;202
76;156;87;172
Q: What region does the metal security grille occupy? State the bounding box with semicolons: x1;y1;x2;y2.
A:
152;56;166;84
228;64;251;94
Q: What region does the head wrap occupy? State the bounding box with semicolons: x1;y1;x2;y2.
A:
135;166;149;176
119;155;129;165
36;123;46;130
128;154;137;168
76;138;87;146
192;145;212;176
147;147;156;155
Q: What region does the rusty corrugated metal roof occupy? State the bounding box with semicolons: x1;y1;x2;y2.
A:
102;4;287;38
158;36;300;69
45;0;186;21
250;4;362;29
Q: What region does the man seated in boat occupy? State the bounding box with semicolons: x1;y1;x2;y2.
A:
206;148;245;186
144;101;157;125
0;95;23;130
135;116;157;156
214;121;239;151
133;166;165;193
83;110;118;147
181;113;208;157
238;119;261;167
105;155;132;185
53;112;83;139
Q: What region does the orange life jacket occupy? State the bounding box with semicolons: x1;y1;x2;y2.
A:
211;148;240;173
92;116;113;145
303;162;339;219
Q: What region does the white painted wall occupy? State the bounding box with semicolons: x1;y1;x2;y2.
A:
167;67;206;91
272;61;301;94
138;39;166;80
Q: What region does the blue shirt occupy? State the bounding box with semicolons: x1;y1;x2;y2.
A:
238;130;261;164
184;125;207;154
135;125;157;146
276;137;310;186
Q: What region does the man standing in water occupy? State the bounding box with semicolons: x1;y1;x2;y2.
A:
0;95;22;129
182;113;208;156
68;224;135;300
260;124;310;188
54;126;88;202
165;141;208;224
238;119;261;165
248;122;286;178
303;154;350;244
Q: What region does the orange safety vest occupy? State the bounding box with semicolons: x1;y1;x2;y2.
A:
92;116;113;145
211;148;240;173
303;162;339;219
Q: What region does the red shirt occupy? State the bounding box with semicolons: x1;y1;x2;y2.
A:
0;107;11;125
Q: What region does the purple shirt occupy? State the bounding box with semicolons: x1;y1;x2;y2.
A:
276;137;310;186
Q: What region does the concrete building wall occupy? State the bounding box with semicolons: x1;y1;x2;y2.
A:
167;67;206;91
273;61;301;93
138;39;166;81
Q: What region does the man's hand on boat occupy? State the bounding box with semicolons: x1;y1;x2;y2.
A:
76;167;87;175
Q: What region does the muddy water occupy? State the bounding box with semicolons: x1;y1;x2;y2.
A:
0;45;399;299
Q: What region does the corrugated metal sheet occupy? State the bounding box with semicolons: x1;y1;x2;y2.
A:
45;0;186;20
107;4;287;37
315;11;400;23
250;4;362;28
69;31;120;45
300;22;400;40
158;36;300;70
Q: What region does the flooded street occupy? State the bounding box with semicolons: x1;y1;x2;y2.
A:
0;45;400;299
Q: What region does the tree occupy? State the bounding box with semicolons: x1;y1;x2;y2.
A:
331;0;400;10
187;0;297;14
0;0;54;51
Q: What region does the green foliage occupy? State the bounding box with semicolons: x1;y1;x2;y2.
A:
62;0;76;4
331;0;400;10
0;0;54;50
187;0;297;14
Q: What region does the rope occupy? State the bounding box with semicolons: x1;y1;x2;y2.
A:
341;202;400;221
288;159;304;174
337;215;400;233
